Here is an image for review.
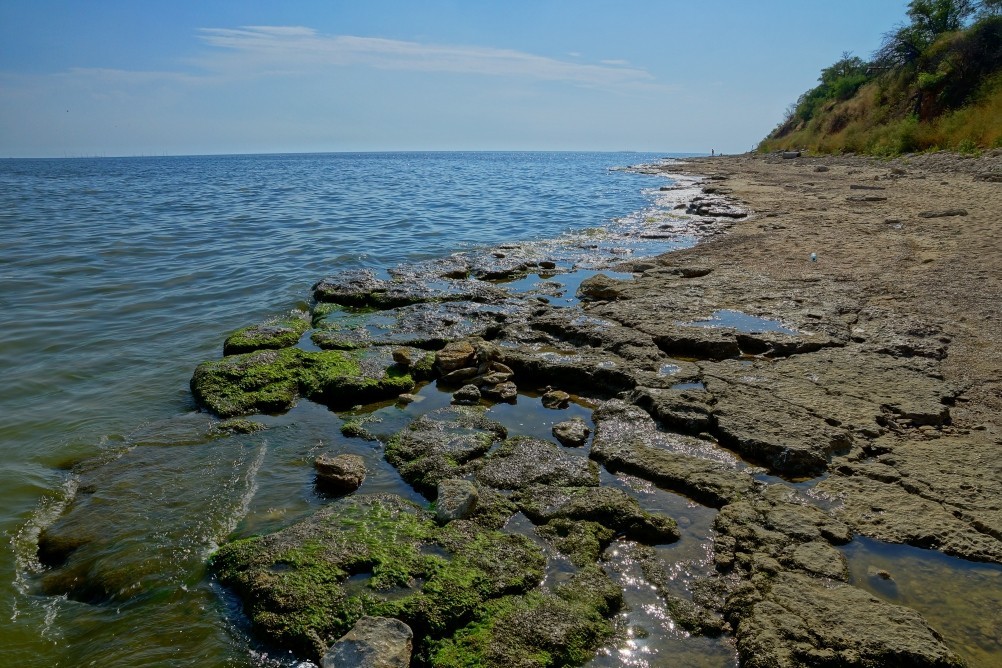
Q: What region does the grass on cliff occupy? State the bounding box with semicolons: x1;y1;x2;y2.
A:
760;10;1002;156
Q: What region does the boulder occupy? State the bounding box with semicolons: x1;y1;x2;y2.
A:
322;616;412;668
436;479;480;524
436;340;476;374
541;389;571;409
314;454;366;496
552;418;591;447
452;384;482;406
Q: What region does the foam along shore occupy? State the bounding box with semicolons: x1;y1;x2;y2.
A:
37;151;1002;667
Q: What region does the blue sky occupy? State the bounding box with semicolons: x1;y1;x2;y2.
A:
0;1;910;157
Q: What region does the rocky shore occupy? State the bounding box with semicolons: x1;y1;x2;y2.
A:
37;151;1002;666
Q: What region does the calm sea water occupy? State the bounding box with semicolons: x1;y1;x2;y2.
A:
0;152;683;666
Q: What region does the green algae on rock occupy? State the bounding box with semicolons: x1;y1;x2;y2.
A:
191;348;303;417
385;406;508;496
472;437;600;491
428;565;623;667
210;494;546;663
190;347;414;417
222;311;311;356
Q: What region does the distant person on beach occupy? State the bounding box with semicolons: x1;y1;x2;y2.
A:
711;149;715;156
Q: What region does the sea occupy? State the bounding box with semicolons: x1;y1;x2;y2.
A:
2;152;998;668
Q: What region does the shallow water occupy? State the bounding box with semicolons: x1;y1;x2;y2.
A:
843;537;1002;668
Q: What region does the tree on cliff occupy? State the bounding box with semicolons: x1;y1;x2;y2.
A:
877;0;977;65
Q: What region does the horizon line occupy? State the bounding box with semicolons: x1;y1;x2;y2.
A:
1;149;712;160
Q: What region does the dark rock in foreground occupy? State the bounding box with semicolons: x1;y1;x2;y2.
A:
210;493;621;666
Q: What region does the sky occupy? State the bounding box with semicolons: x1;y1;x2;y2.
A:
0;1;911;157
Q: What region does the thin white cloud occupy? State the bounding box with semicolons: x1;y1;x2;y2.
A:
196;26;655;88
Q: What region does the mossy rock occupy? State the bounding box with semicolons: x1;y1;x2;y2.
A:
223;312;311;356
210;494;544;663
472;437;600;491
191;348;303;417
536;519;616;567
299;350;414;408
191;348;414;418
385;407;508;496
429;565;623;667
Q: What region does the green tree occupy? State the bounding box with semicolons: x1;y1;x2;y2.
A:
907;0;975;37
877;0;978;65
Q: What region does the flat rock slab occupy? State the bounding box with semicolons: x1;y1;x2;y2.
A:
473;437;599;490
515;484;679;544
313;269;507;308
818;432;1002;563
730;571;964;668
590;400;757;508
311;300;521;351
701;345;955;477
